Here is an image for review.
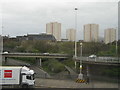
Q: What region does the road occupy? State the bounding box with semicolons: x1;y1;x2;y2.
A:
4;58;51;78
3;58;119;88
35;78;119;88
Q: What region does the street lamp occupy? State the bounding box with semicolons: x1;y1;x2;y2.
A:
74;7;78;57
78;42;83;79
74;7;78;69
80;43;83;74
80;43;83;57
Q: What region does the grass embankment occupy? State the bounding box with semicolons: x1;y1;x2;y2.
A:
11;57;74;74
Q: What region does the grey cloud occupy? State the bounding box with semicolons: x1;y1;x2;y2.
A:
1;1;118;40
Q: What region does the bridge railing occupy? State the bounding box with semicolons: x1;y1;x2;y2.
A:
74;57;120;63
1;53;70;59
1;53;69;56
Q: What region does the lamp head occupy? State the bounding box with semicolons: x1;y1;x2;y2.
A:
75;7;78;10
80;43;83;46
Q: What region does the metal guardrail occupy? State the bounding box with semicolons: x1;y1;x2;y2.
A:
74;57;120;63
1;53;69;56
1;53;70;58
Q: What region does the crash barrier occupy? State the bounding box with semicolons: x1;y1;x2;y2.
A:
75;79;87;83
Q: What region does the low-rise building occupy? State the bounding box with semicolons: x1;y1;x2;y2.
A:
27;33;56;41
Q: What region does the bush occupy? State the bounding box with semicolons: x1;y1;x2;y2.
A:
43;59;65;74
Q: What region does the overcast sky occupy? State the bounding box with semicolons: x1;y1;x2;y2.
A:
0;0;119;40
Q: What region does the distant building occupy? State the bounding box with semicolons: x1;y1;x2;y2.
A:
104;28;116;44
3;36;17;42
84;24;99;42
66;28;76;41
16;36;28;41
3;36;9;41
61;39;69;42
78;40;84;42
27;34;56;41
4;34;56;42
46;22;61;41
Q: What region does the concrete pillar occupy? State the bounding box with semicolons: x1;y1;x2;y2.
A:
4;57;7;64
75;61;77;69
40;58;42;67
36;58;39;66
36;58;42;67
86;65;89;76
78;73;83;79
86;65;90;84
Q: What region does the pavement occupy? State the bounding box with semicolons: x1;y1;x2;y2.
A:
35;78;119;88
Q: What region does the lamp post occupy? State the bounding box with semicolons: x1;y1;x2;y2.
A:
78;42;83;79
74;7;78;58
74;7;78;69
80;43;82;74
80;43;83;57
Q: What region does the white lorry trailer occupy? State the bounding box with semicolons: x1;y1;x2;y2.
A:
0;66;35;88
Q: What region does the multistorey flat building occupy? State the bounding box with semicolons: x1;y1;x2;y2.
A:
66;28;76;41
84;24;99;42
46;22;61;41
104;28;116;44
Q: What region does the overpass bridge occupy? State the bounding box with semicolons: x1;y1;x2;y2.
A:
1;53;70;66
73;56;119;82
73;56;120;66
1;53;70;59
1;53;119;66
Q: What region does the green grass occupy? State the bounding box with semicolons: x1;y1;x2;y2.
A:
42;59;65;74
